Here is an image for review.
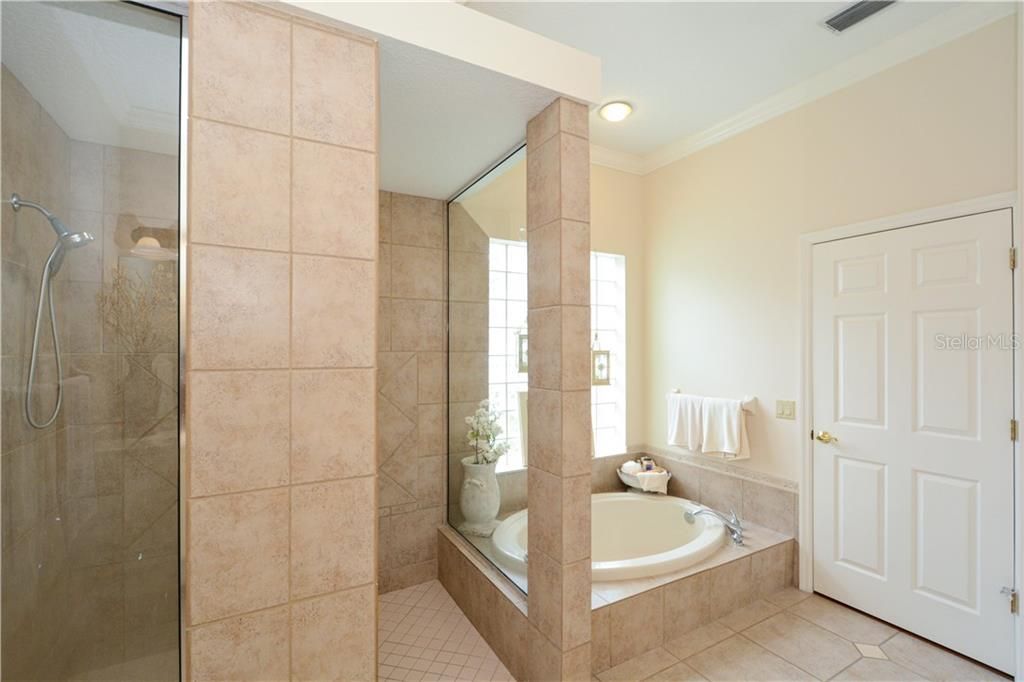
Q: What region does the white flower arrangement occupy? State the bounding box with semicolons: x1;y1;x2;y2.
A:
464;399;510;465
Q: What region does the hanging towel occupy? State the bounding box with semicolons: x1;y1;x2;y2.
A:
701;397;748;457
667;393;703;452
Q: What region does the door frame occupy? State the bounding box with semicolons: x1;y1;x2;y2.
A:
797;190;1020;669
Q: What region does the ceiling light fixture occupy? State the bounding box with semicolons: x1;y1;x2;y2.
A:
599;101;633;122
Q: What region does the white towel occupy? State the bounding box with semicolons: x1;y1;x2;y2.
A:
667;393;703;452
701;397;748;457
636;470;669;494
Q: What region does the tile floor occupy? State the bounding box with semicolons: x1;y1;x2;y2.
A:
596;588;1010;682
378;580;515;682
381;581;1009;682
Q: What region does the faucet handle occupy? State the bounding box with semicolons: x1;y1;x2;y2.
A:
728;508;742;525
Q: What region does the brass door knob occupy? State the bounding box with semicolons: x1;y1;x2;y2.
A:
815;431;838;444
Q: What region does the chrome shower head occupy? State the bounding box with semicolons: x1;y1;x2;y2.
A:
60;230;96;249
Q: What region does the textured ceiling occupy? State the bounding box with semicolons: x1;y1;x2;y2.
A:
2;2;180;155
469;1;964;155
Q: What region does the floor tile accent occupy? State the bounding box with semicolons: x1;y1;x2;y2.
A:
379;581;514;681
855;643;887;660
604;589;1011;682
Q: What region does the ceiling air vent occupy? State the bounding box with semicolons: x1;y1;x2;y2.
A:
824;1;896;33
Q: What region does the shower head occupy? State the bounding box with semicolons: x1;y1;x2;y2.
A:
60;229;96;249
9;193;93;245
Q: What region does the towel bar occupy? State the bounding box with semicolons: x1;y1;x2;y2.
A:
669;389;757;415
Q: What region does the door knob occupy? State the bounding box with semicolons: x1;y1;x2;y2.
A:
815;430;838;444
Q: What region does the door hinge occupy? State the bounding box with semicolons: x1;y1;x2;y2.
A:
1011;247;1017;270
1002;587;1019;614
1012;419;1018;441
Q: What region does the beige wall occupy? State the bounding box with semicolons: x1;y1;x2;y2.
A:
377;191;448;593
642;17;1018;481
185;3;379;680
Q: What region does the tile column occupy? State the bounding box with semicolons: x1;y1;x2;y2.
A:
526;97;592;681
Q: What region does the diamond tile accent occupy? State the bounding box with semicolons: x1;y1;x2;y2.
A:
856;643;888;660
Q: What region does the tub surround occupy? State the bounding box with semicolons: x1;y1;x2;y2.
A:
440;521;797;679
378;190;448;593
185;4;379;680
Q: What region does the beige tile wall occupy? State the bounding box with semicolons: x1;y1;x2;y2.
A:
185;3;379;679
526;98;593;681
377;190;449;593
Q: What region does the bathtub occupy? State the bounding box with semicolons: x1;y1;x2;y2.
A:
491;492;726;581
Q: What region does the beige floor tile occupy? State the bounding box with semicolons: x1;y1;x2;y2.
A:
717;599;780;632
764;587;811;609
855;643;887;659
646;661;708;681
685;635;815;682
832;658;926;681
596;648;678;682
881;633;1007;681
787;595;896;645
663;622;734;661
744;612;859;680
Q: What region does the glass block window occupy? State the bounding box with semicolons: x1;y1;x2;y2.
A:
591;251;627;457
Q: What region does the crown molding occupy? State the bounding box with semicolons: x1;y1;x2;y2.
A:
589;144;646;175
590;2;1017;177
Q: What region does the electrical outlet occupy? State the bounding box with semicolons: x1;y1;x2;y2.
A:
776;400;796;420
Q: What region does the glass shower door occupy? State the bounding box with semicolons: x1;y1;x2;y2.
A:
1;3;182;680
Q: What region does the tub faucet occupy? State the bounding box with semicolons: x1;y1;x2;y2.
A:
685;507;744;546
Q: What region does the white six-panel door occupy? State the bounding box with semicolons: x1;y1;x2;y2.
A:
811;209;1015;673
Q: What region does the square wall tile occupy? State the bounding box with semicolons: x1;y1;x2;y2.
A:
190;119;290;251
449;302;488;352
190;1;290;134
189;245;289;370
559;134;590;224
188;606;289;682
449;250;488;303
417;352;447;404
292;139;376;259
609;588;664;666
188;370;290;497
187;489;289;624
291;585;375;682
527;134;560;230
528;221;561;309
292;25;376;151
528;307;561;390
390;299;445;351
528;469;590;564
391;193;445;249
742;480;797;537
391;245;444;300
379;191;392;243
292;254;375;368
526;99;560;150
291;370;375;483
561;305;591;391
291;477;375;599
699;468;744;517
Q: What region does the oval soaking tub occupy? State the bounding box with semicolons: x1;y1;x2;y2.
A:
491;492;726;581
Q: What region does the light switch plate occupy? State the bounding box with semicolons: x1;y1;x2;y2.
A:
776;400;796;420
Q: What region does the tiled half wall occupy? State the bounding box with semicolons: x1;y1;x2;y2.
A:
184;4;378;680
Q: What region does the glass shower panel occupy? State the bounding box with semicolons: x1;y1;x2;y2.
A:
447;148;528;593
1;3;182;680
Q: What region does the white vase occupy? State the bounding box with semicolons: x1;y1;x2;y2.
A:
457;456;501;537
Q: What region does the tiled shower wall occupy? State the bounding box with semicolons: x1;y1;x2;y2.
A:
185;4;379;680
2;66;179;680
377;191;448;592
